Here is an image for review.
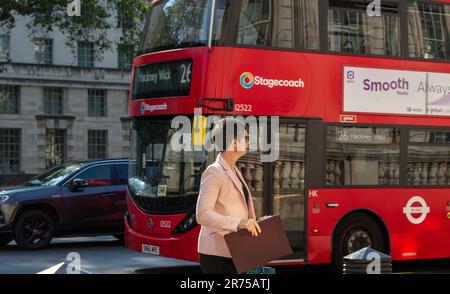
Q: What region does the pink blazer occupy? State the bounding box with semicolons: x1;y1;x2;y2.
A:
196;154;256;258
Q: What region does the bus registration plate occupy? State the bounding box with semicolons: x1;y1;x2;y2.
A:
142;244;160;255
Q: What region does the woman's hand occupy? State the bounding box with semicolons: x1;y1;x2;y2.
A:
238;219;262;237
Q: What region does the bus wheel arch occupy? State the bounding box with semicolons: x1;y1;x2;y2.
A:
331;210;391;269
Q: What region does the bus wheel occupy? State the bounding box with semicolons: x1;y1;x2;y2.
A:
332;213;386;271
14;210;55;250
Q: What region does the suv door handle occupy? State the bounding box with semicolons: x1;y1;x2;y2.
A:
101;193;115;198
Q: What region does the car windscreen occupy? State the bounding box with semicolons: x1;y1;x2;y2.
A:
25;164;83;186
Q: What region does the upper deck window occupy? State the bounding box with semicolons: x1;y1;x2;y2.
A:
141;0;229;53
236;0;319;50
328;0;400;56
408;1;450;61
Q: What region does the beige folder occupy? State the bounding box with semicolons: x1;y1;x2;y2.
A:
224;215;293;274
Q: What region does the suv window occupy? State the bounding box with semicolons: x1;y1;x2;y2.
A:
115;163;129;185
75;164;112;187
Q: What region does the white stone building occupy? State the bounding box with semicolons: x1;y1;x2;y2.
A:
0;13;132;185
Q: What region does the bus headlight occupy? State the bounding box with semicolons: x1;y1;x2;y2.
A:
173;214;198;234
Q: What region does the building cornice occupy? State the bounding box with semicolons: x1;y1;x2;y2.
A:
0;63;131;89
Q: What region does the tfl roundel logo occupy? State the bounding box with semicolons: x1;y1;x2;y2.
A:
403;196;430;225
240;72;254;89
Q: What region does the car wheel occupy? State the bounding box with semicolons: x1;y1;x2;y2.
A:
14;210;55;250
0;237;12;246
332;213;386;272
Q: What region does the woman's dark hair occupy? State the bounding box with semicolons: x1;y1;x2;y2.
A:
211;118;247;152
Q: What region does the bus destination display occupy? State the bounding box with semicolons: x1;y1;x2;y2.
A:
132;59;192;100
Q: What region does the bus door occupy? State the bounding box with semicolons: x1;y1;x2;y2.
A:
270;122;308;256
237;119;322;259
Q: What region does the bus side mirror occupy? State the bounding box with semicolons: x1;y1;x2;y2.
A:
69;179;88;192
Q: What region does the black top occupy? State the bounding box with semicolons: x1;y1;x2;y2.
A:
218;161;249;202
237;174;249;202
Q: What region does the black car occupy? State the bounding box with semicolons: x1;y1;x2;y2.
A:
0;159;129;250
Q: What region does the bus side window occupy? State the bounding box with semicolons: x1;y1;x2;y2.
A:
328;0;400;57
236;0;320;50
408;130;450;186
326;126;400;186
408;2;450;61
237;0;272;46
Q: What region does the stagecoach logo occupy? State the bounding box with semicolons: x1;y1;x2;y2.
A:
140;102;168;114
240;72;255;89
240;72;305;89
146;218;154;229
403;196;430;225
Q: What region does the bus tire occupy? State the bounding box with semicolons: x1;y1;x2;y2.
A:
14;210;55;250
332;212;386;272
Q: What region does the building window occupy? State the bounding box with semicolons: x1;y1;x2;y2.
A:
88;130;107;159
0;35;10;61
45;129;66;169
326;126;400;186
118;46;133;70
0;129;20;174
0;85;19;114
408;130;450;186
88;89;106;117
35;38;53;65
328;0;400;56
408;2;450;60
43;88;63;115
77;41;94;67
236;0;319;50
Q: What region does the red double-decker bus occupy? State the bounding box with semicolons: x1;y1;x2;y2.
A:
125;0;450;266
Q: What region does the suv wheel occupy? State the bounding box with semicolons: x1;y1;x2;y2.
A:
0;237;12;246
113;234;124;243
14;210;55;250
